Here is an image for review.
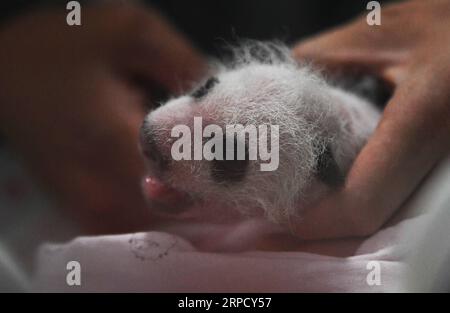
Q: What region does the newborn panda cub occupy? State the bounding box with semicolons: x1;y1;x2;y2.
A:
140;42;381;226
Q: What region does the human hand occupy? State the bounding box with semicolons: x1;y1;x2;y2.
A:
0;3;206;233
291;0;450;239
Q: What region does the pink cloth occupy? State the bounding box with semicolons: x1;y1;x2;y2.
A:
31;216;424;292
31;157;450;292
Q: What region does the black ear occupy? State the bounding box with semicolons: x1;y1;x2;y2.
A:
315;144;344;187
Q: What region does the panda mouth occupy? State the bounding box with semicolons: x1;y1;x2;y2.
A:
141;176;194;214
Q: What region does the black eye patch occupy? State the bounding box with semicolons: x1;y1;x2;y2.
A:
191;77;219;99
211;134;249;184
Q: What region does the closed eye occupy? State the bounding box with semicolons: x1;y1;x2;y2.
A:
191;77;219;99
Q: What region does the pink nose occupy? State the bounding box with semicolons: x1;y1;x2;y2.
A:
139;119;169;172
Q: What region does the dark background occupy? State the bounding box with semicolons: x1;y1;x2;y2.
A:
1;0;397;56
0;0;398;146
150;0;397;56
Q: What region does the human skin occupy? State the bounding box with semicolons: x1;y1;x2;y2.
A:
291;0;450;239
0;1;449;240
0;3;206;233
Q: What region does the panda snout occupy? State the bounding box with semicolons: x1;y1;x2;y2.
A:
139;119;169;172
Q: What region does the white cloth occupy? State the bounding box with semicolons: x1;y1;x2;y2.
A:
31;157;450;292
0;242;28;292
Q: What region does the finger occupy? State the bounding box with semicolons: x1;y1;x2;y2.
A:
291;67;450;239
114;5;207;94
292;7;412;84
294;23;393;66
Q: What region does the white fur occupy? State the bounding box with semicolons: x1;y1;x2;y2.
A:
142;42;380;226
